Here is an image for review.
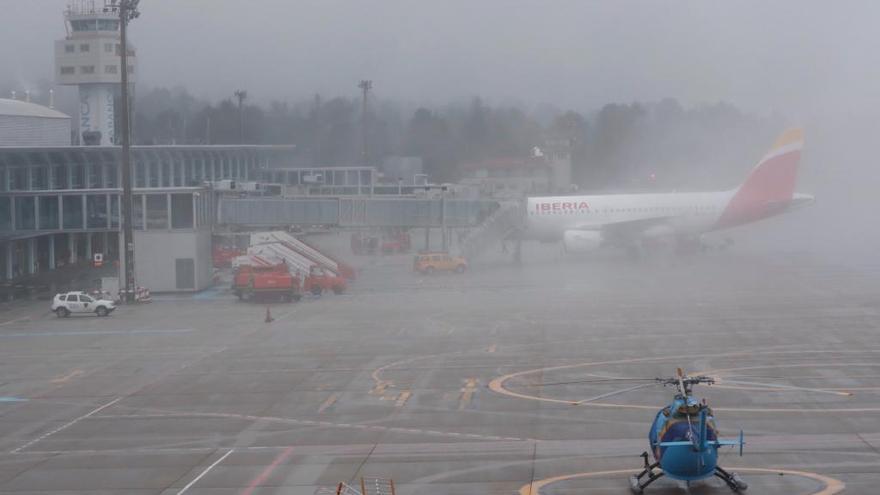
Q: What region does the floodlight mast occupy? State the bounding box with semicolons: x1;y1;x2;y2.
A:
104;0;140;302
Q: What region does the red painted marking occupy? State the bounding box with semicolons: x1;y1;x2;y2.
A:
716;149;800;229
241;446;295;495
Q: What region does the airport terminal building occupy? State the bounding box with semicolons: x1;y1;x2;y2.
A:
0;138;295;292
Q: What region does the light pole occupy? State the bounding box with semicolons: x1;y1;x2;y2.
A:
234;89;247;143
105;0;140;302
357;80;372;166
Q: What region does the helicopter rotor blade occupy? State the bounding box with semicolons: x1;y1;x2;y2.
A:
572;382;659;405
719;379;853;397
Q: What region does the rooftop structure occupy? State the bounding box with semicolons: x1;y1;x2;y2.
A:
0;99;72;147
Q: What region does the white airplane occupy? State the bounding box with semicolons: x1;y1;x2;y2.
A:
525;129;813;253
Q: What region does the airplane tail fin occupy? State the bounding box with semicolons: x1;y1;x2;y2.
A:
716;129;804;229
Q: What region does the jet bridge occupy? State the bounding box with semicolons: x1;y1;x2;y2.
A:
217;197;501;228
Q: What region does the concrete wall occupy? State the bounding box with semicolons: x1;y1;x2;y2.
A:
124;230;212;292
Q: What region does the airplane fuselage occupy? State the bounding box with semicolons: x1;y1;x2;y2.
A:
526;191;734;242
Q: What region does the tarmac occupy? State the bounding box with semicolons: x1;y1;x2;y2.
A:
0;240;879;494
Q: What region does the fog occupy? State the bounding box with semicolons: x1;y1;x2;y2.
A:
4;0;880;262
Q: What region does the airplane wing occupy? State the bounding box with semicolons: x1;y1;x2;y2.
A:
573;215;675;244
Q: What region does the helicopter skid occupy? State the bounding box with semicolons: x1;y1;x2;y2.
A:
714;466;748;492
630;452;664;493
631;452;747;493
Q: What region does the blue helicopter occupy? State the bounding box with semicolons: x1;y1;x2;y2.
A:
630;368;747;493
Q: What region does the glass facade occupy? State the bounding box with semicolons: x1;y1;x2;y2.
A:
38;196;59;230
0;197;10;231
15;197;36;230
145;194;167;229
171;193;194;229
86;195;108;229
0;147;271;239
62;195;83;229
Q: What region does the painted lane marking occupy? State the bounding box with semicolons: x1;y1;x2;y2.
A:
459;378;478;410
317;394;339;414
490;351;880;413
11;396;121;453
0;316;31;326
518;467;844;495
0;397;28;402
177;448;235;494
241;446;294;495
0;329;194;338
87;410;530;443
50;369;84;384
395;391;412;408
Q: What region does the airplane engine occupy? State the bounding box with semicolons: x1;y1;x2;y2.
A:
562;230;603;252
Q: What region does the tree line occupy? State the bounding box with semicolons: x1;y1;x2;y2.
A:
2;80;783;191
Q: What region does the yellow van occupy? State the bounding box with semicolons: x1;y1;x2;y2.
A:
413;252;468;274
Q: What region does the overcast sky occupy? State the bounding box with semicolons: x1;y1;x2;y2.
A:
4;0;879;118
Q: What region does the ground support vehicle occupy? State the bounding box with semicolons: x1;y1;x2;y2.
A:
52;291;116;317
232;257;302;302
413;252;468;274
302;266;347;295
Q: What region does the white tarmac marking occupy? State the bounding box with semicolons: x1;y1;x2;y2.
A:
0;329;194;338
11;397;121;453
176;448;235;494
0;316;31;326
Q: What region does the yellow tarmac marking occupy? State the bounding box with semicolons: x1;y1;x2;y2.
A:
489;351;880;413
518;467;844;495
50;369;84;384
459;378;478;410
394;391;411;408
317;394;338;414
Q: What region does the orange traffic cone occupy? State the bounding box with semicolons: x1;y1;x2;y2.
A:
264;306;274;323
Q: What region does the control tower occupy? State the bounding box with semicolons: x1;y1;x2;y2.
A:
55;1;136;146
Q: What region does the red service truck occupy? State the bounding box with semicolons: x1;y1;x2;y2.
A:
233;262;302;302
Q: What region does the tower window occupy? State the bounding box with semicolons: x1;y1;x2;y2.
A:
104;43;114;53
104;65;117;74
80;65;95;74
65;44;75;53
60;66;75;75
79;43;90;52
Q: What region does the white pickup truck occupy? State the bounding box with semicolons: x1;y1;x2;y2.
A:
51;291;116;318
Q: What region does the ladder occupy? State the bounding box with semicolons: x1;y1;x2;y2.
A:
460;201;523;260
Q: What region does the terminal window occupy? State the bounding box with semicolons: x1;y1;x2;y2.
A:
60;67;75;75
146;194;168;230
105;65;117;74
14;197;35;230
62;196;83;229
104;43;114;53
39;196;59;230
0;198;10;232
80;66;95;74
79;44;90;52
171;194;194;229
65;44;74;53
